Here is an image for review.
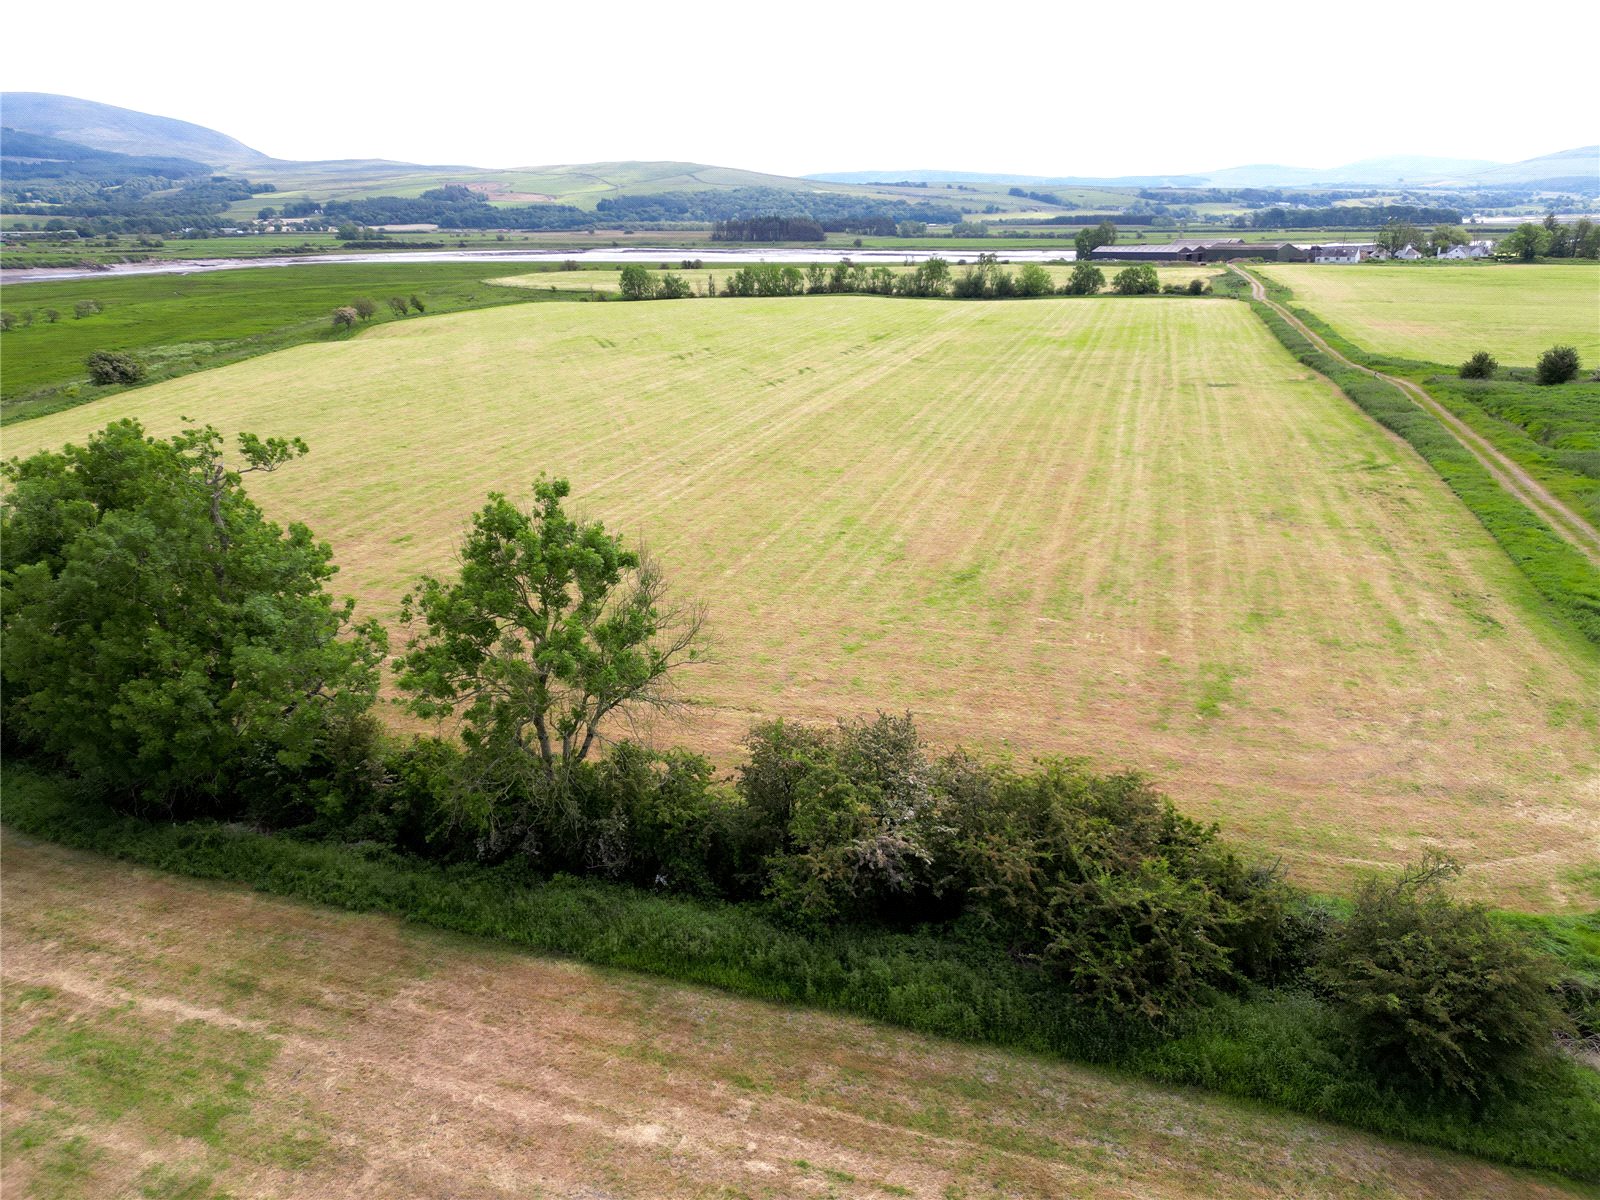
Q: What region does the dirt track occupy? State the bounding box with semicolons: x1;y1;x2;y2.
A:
1;835;1585;1199
1233;266;1600;568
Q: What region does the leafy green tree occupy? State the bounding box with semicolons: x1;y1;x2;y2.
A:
1016;263;1054;297
1429;224;1470;255
1074;220;1117;259
656;272;693;299
351;297;378;320
387;296;410;317
1063;262;1104;295
1313;854;1562;1097
1459;350;1498;379
1502;222;1549;262
1376;219;1422;255
396;478;704;782
618;264;657;300
1112;265;1160;295
1535;345;1581;385
1;420;386;810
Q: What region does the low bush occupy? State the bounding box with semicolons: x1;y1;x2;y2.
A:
1459;350;1498;379
1314;854;1564;1098
1536;344;1581;386
84;350;146;385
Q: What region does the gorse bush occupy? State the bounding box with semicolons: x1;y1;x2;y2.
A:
84;349;146;385
1536;344;1581;385
1314;854;1564;1099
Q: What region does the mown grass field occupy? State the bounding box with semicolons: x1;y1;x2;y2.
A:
1257;262;1600;365
3;835;1587;1200
494;262;1223;294
5;296;1597;909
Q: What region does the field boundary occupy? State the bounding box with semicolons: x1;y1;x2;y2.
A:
1233;266;1600;566
4;765;1599;1183
1233;270;1600;648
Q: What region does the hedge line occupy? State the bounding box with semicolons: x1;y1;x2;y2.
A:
1250;300;1600;647
5;764;1597;1182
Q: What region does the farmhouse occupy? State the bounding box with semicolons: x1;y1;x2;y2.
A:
1302;242;1384;264
1438;240;1495;259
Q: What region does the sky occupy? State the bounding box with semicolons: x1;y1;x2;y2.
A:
4;0;1597;177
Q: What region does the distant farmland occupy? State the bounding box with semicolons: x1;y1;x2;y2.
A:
1258;262;1600;365
8;297;1597;908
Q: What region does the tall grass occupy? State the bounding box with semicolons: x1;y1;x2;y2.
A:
5;764;1597;1182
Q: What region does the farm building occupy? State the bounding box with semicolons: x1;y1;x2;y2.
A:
1089;238;1246;263
1393;244;1424;260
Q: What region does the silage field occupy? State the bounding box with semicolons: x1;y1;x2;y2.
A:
1257;262;1600;365
2;834;1586;1200
5;295;1598;908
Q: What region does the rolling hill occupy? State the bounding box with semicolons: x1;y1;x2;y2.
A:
1;92;271;167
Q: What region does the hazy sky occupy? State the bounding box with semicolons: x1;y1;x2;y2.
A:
5;0;1596;176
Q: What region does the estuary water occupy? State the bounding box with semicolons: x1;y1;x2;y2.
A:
1;244;1077;285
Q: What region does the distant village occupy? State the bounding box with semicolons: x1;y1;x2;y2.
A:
1087;238;1497;264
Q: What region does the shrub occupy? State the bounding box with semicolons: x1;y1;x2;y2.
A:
43;309;60;323
1186;277;1210;296
1536;345;1581;386
656;272;693;300
618;264;657;300
351;297;378;320
1313;854;1563;1098
72;299;102;319
387;296;409;317
84;350;146;385
1062;263;1104;295
1459;350;1498;379
408;294;426;313
1112;265;1160;295
331;306;359;330
0;310;14;331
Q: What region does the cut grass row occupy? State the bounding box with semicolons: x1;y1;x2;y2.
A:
10;833;1585;1199
6;296;1595;909
4;770;1597;1184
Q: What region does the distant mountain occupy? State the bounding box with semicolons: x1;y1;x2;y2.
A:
0;92;271;167
810;150;1597;191
1455;145;1599;188
1;127;210;181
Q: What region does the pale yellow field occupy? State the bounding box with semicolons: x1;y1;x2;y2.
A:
1258;262;1600;365
6;297;1597;908
494;262;1222;295
2;836;1584;1199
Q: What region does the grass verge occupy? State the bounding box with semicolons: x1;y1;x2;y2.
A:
1249;299;1600;647
4;763;1597;1182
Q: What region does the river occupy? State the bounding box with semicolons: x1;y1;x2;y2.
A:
0;245;1077;285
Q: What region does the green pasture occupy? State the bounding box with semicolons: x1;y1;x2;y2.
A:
0;264;558;417
7;296;1595;908
1258;262;1600;366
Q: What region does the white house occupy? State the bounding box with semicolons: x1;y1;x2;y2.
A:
1436;240;1496;260
1394;244;1424;260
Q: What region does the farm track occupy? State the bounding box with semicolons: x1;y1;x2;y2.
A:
1234;265;1600;568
